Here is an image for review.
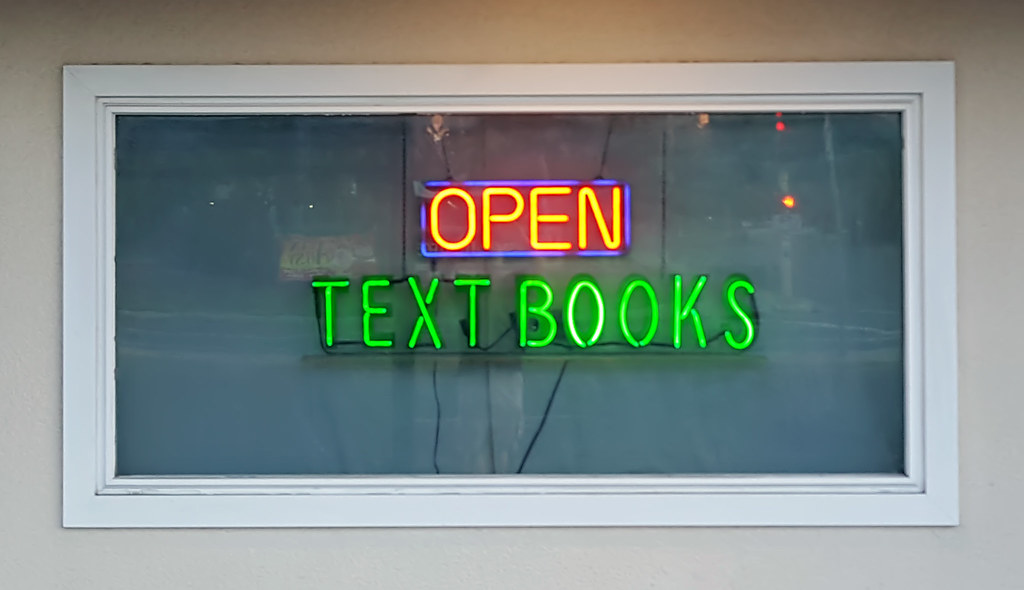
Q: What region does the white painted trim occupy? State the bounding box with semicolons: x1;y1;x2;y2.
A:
101;474;920;496
64;69;103;519
65;62;951;97
67;491;956;528
62;63;958;527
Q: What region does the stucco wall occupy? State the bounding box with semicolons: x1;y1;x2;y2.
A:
1;0;1022;587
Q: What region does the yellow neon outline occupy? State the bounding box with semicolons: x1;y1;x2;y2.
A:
529;186;572;250
482;187;525;250
429;187;476;251
578;186;622;250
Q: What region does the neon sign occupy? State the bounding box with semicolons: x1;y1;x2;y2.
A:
311;178;759;356
312;274;757;353
420;180;630;257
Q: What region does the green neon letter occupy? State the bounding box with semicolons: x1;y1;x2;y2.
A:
362;277;394;348
724;278;757;350
673;274;708;349
618;277;658;347
453;276;491;348
311;278;350;347
518;276;557;348
407;276;443;349
564;276;605;348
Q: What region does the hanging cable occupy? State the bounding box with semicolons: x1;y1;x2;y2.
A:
432;360;441;474
516;359;570;474
595;116;614;179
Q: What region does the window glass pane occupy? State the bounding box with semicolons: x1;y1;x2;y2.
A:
114;112;903;476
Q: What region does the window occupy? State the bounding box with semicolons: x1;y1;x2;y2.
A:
63;63;957;527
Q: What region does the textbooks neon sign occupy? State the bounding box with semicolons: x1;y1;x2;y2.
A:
311;274;757;353
420;180;630;257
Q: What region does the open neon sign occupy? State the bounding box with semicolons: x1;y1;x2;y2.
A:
420;180;630;257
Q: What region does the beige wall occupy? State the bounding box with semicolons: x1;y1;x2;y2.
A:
2;0;1022;587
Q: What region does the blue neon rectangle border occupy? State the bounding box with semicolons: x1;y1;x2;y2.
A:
419;180;631;259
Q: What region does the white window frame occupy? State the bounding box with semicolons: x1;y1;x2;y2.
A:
62;62;957;528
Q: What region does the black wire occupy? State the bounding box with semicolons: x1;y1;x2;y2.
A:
432;360;441;474
516;359;570;474
440;136;453;181
428;324;515;476
401;120;408;276
595;116;614;179
478;324;514;351
660;121;668;276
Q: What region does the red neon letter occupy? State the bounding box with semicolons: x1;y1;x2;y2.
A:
578;186;622;250
482;187;525;250
529;186;572;251
429;187;476;251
